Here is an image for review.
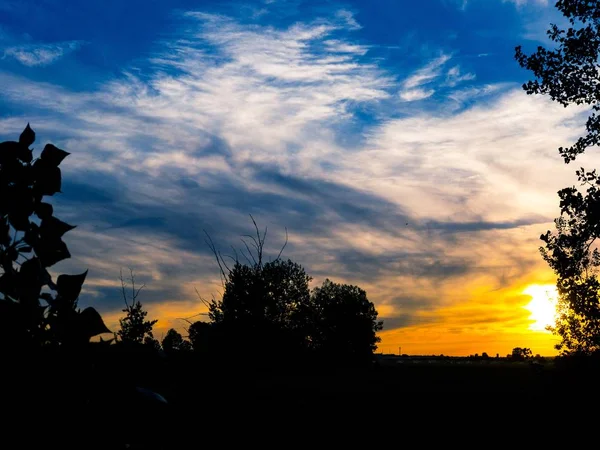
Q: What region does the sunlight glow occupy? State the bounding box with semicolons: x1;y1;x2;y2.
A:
523;284;558;332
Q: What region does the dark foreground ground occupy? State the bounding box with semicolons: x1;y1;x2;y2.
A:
8;353;598;447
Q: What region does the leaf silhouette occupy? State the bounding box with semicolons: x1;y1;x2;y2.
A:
35;202;53;220
56;270;88;305
78;307;111;339
0;141;31;164
35;238;71;267
19;123;35;148
33;161;62;196
41;144;70;167
40;216;76;238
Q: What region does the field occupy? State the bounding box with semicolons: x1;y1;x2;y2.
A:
13;352;595;446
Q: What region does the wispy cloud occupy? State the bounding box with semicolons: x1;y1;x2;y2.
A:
399;54;452;101
0;6;592;354
503;0;549;7
335;9;361;30
403;54;451;89
3;40;84;66
400;87;435;102
445;65;476;87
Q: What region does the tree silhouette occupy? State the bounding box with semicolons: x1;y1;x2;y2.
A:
516;0;600;354
0;124;109;349
304;279;383;362
162;328;191;355
540;174;600;354
512;347;533;361
208;258;312;356
516;0;600;164
210;259;311;328
117;268;158;346
188;320;213;353
204;219;383;363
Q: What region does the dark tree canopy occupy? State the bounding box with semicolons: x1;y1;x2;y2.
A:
210;259;311;327
205;222;383;363
0;124;109;350
512;347;533;361
517;1;600;354
208;258;312;355
188;320;214;353
306;279;383;360
161;328;191;355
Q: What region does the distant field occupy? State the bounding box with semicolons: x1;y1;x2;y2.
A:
159;358;576;432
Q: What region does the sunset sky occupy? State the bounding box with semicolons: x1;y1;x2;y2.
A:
1;0;596;356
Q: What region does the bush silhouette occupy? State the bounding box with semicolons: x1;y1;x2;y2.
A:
0;124;109;350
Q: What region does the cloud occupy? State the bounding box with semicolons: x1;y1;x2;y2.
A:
399;54;453;101
335;9;361;30
324;39;369;55
3;40;84;66
402;54;451;90
400;87;435;102
445;65;476;87
503;0;549;7
0;6;594;355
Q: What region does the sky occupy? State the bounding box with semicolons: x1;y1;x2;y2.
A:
0;0;595;356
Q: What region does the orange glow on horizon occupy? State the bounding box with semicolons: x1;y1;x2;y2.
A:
376;276;561;357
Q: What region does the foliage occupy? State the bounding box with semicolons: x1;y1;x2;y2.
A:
210;259;312;329
117;268;158;345
204;218;383;362
188;320;213;353
305;279;383;360
516;1;600;354
161;328;191;355
208;258;312;355
515;0;600;164
0;124;109;349
540;169;600;353
511;347;533;360
144;335;162;351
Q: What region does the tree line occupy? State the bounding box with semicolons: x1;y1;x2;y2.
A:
0;124;382;367
117;239;383;366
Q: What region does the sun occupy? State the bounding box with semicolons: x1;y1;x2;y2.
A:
523;284;558;332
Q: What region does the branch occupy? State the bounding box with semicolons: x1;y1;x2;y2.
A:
218;251;232;274
204;230;227;286
194;287;211;309
119;268;129;309
241;235;260;252
240;238;258;266
230;245;239;264
238;246;254;266
129;267;145;303
176;312;208;326
275;227;288;261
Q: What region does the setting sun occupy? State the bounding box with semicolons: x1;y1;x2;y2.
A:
523;285;558;332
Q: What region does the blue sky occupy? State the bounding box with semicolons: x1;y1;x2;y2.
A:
0;0;591;354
